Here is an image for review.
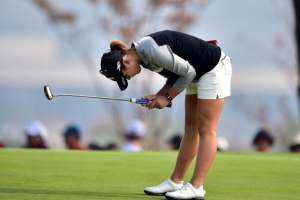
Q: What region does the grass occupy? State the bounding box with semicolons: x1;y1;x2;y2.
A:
0;149;299;200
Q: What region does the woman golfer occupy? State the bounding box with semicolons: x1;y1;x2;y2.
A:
100;30;232;200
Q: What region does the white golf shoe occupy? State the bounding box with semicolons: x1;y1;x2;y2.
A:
165;183;206;200
144;178;184;195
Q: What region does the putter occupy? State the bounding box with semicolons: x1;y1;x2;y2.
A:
44;85;172;108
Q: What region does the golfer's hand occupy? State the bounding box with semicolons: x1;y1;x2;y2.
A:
142;95;170;109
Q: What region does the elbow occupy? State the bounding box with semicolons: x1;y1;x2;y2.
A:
191;69;196;80
188;65;196;80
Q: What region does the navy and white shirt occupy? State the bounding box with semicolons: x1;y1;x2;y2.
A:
133;30;222;93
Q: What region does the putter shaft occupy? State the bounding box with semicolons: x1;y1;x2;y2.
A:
53;94;131;102
44;85;172;107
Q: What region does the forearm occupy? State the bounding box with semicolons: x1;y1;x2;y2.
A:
156;84;173;95
167;87;180;100
156;84;180;100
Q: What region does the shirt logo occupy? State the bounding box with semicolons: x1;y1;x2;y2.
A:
121;77;126;85
117;61;121;71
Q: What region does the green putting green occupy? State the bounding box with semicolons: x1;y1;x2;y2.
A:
0;149;299;200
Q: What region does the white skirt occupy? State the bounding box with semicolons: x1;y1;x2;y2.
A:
186;51;232;99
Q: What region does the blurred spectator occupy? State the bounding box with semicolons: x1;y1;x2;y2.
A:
289;133;300;153
88;142;118;150
217;137;229;151
88;143;102;150
0;141;5;148
105;142;118;150
24;120;48;149
88;143;103;150
122;119;146;152
252;129;274;152
168;134;182;150
63;125;85;150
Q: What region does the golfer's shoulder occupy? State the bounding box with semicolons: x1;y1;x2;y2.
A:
134;36;158;53
134;37;160;64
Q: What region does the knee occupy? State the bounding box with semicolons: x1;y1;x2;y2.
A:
197;121;218;138
185;118;198;134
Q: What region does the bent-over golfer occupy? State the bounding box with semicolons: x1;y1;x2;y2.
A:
100;30;232;200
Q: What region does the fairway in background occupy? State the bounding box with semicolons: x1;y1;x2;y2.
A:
0;149;299;200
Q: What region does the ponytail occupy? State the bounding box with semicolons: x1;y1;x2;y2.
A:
110;40;128;51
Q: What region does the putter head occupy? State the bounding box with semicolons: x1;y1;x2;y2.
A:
44;85;53;100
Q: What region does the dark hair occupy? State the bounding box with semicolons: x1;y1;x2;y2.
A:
88;143;102;150
110;39;131;69
252;129;274;145
110;40;136;55
125;134;141;140
110;40;128;50
169;134;182;150
63;125;81;139
290;144;300;152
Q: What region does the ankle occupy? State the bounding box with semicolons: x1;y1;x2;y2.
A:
170;178;183;184
189;181;203;189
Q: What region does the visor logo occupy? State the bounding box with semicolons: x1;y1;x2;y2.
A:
117;61;121;71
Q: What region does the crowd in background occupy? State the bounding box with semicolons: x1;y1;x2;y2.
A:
0;119;183;151
0;119;299;153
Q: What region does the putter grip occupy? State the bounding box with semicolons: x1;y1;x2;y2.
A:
135;99;172;108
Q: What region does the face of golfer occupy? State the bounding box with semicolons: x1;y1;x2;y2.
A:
121;52;141;80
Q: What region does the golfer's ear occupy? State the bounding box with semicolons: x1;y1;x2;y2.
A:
123;58;129;65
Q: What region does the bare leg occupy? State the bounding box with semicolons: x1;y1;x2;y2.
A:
189;98;224;188
170;94;199;183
